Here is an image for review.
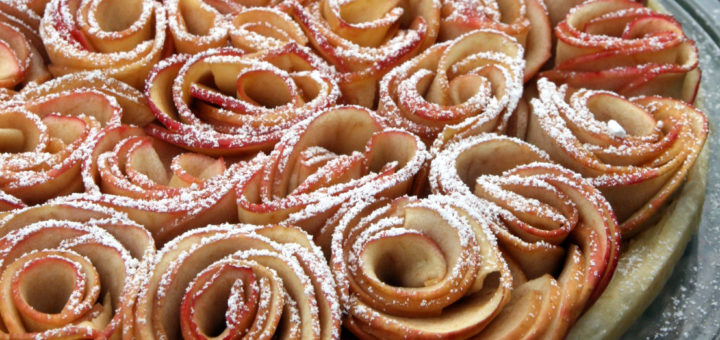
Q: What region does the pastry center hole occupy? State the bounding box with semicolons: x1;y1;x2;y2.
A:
21;262;76;314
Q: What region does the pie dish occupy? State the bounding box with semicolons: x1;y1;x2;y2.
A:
0;0;714;339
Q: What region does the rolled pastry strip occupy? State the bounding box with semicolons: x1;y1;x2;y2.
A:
0;1;51;89
292;0;441;107
542;0;701;103
145;45;340;156
0;85;123;206
236;105;428;235
0;200;155;339
378;29;525;147
439;0;551;80
135;223;341;339
166;0;306;53
325;195;513;339
39;0;169;88
526;78;708;236
68;132;246;244
430;133;621;339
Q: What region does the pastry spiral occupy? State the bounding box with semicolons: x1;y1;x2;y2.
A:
0;1;51;90
439;0;551;80
526;78;708;236
145;45;340;156
135;223;341;339
69;132;246;244
236;105;428;235
0;84;122;207
292;0;441;107
166;0;306;54
326;194;512;339
0;200;155;339
542;0;701;103
378;29;525;146
40;0;169;88
430;133;621;338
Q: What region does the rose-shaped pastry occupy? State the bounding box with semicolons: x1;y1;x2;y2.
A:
40;0;169;88
542;0;701;103
0;86;122;207
19;70;155;126
439;0;551;80
378;29;525;147
324;195;512;339
0;200;155;339
543;0;586;26
292;0;441;107
166;0;307;53
135;223;341;339
66;132;247;244
430;134;620;338
0;2;51;90
145;45;340;156
236;105;428;235
526;78;708;236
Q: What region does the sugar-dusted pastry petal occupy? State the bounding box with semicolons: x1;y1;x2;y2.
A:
65;131;249;244
292;0;441;107
378;29;525;147
166;0;305;54
236;105;428;235
135;223;341;339
0;200;155;339
145;45;340;156
19;71;154;126
542;0;701;103
439;0;551;80
39;0;169;88
325;195;512;339
0;2;51;89
0;86;123;206
526;78;708;236
430;133;621;339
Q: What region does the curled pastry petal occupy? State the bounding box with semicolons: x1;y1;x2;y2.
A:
0;200;155;339
439;0;551;80
229;7;308;52
40;0;169;88
327;195;512;339
145;45;340;156
0;87;122;206
526;78;708;236
378;29;525;146
430;133;621;338
135;223;341;339
542;0;701;103
292;0;441;107
0;3;51;89
236;105;428;235
68;132;247;244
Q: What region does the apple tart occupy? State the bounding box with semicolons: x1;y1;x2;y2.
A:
0;200;155;339
135;223;341;339
0;0;51;90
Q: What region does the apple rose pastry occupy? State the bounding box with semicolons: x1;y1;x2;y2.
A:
377;29;525;146
542;0;701;103
39;0;168;88
430;134;621;339
135;223;341;339
0;85;123;207
0;200;155;339
526;78;708;236
68;133;248;244
166;0;307;53
325;195;513;339
292;0;441;107
146;45;340;156
439;0;551;80
236;105;428;235
0;2;51;90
